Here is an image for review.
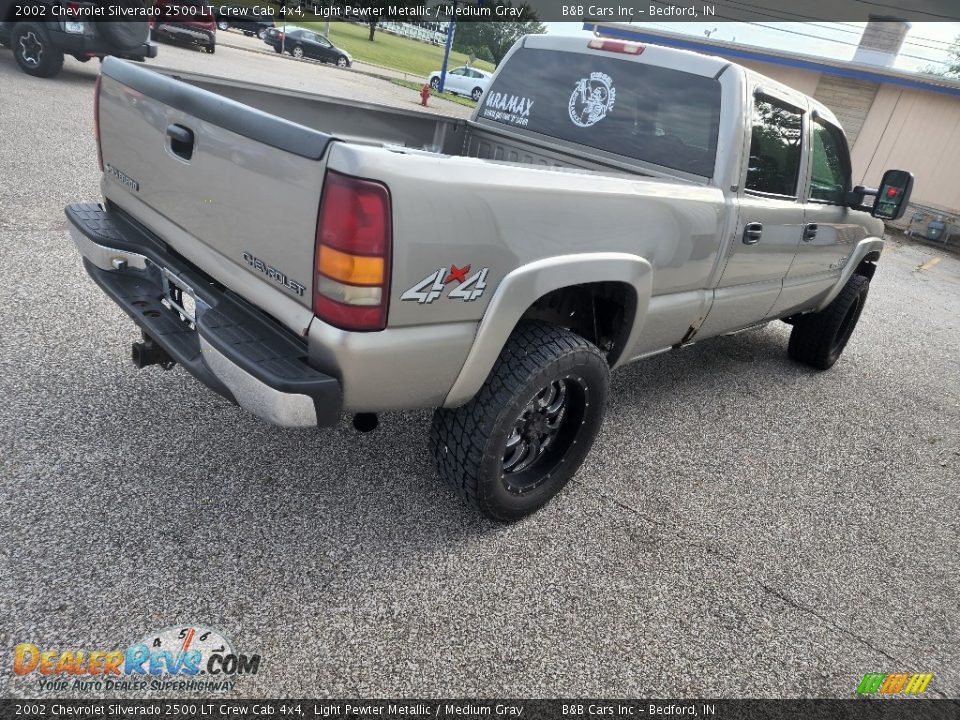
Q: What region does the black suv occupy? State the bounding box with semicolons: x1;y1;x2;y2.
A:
0;2;157;78
215;4;274;39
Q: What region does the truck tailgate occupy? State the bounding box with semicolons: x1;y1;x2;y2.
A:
96;57;333;326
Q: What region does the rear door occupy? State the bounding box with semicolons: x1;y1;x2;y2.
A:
699;88;807;335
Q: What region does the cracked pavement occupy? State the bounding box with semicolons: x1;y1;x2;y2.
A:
1;40;958;699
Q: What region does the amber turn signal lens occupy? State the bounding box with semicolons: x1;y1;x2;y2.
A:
317;245;384;286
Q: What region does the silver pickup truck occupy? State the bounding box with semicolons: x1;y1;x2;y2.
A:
68;34;913;520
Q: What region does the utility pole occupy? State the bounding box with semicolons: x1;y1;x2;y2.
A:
438;0;458;93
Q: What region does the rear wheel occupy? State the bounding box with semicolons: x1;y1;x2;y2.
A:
292;45;303;58
217;21;229;30
430;321;609;521
12;22;64;78
471;86;483;101
258;28;268;40
788;274;870;370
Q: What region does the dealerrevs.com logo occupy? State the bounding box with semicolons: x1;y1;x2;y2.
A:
13;625;261;693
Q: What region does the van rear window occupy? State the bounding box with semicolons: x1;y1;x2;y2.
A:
480;47;722;177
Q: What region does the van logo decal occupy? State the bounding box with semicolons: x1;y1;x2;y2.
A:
401;265;489;304
568;72;616;128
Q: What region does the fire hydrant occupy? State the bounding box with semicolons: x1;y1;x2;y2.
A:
420;83;430;106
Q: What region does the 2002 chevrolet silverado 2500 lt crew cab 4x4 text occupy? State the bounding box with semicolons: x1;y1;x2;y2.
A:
67;35;914;520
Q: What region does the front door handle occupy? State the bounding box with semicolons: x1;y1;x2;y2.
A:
803;223;818;242
166;124;195;160
743;222;763;245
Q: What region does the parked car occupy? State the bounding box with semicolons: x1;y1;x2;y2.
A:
0;1;156;78
428;66;491;101
69;35;913;520
150;0;216;53
215;5;274;39
263;26;350;67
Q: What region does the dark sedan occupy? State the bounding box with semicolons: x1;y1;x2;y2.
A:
263;26;351;67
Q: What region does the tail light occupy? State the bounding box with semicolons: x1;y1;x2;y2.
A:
314;171;392;331
94;73;103;171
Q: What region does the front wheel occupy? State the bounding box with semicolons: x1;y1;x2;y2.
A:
471;86;483;101
12;22;64;77
788;274;870;370
336;55;349;67
429;76;440;90
217;21;229;31
430;321;609;521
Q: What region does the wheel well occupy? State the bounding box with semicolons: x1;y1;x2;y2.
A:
519;282;636;365
855;250;881;280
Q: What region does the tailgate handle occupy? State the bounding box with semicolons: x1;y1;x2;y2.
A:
166;124;195;160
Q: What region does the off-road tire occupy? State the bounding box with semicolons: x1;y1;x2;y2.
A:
788;274;870;370
430;321;609;521
12;22;64;78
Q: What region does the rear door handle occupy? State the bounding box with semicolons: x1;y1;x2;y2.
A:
743;222;763;245
166;124;194;160
803;223;818;242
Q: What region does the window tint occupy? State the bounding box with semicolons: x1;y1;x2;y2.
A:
479;47;721;176
809;118;849;203
745;95;802;196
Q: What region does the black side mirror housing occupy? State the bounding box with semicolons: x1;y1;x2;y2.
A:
872;170;914;220
848;170;914;220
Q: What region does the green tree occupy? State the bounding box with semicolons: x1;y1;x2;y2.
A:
922;34;960;77
450;2;545;66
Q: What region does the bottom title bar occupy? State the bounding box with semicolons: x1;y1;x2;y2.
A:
2;700;958;720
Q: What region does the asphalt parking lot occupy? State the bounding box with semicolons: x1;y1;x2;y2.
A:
1;39;958;700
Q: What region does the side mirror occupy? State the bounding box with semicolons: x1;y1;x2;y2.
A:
871;169;914;220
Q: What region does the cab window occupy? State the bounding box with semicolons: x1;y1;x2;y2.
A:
809;118;850;204
745;95;803;197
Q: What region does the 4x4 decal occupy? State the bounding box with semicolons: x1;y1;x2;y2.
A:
401;264;489;304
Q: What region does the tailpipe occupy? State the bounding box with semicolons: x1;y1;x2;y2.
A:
131;334;175;370
352;413;379;433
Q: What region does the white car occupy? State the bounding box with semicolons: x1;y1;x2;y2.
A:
428;66;491;101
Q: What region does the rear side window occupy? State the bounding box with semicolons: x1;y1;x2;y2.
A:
745;95;802;197
479;47;722;177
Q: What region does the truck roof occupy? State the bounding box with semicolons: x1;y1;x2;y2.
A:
522;33;732;78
